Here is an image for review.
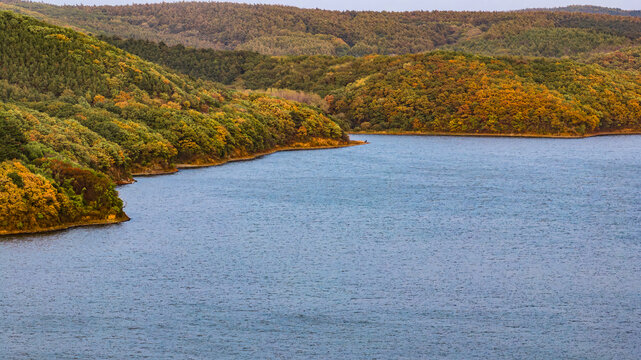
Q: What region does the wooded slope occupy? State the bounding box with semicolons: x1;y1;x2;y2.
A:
103;36;641;135
0;11;347;234
3;1;641;57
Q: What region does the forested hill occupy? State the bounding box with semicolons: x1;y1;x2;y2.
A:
2;0;641;57
0;10;348;235
587;45;641;70
534;5;641;18
103;36;641;136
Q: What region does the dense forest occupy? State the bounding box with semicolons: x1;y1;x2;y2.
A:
0;11;348;234
3;1;641;57
103;36;641;134
3;2;641;234
587;45;641;70
537;5;641;18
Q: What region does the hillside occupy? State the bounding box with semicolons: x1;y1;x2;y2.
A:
0;11;349;235
586;45;641;70
101;36;641;135
3;1;641;57
538;5;641;18
322;53;641;134
3;3;641;234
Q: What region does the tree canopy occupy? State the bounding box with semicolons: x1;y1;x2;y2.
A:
102;36;641;135
0;11;347;234
3;1;641;57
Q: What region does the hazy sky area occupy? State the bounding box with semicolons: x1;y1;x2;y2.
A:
36;0;641;11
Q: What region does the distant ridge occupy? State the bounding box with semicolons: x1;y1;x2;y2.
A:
528;5;641;18
2;0;641;56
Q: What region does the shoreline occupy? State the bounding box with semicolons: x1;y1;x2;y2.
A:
0;215;131;237
131;140;365;177
1;140;364;237
348;131;641;138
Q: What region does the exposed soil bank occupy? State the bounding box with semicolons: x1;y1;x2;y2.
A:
131;140;365;177
0;214;131;237
349;131;641;138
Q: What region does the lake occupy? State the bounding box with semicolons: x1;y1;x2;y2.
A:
1;134;640;359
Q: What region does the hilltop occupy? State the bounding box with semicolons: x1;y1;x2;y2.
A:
533;5;641;18
2;1;641;57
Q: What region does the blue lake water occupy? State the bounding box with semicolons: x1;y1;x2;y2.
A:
1;134;641;359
